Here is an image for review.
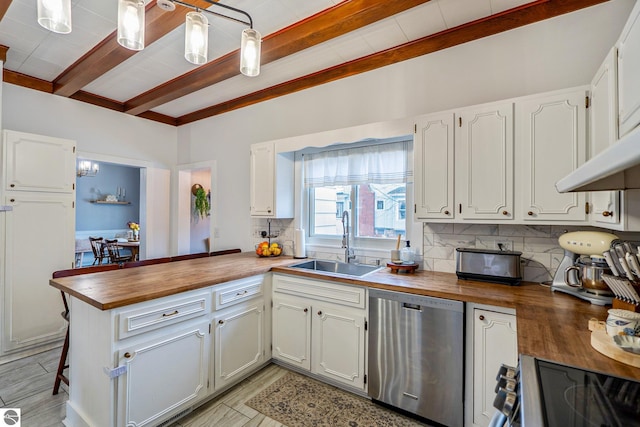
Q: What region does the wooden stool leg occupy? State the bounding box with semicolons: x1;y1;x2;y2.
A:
53;325;70;395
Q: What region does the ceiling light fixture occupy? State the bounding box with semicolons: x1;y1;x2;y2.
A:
77;160;100;178
37;0;72;34
117;0;146;51
184;11;208;65
38;0;261;75
167;0;261;75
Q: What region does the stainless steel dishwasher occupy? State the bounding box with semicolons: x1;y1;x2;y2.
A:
368;288;464;427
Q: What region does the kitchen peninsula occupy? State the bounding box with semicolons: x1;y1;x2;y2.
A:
50;252;640;426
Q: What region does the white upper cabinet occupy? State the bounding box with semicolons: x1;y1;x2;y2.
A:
455;102;514;220
617;0;640;137
2;130;76;193
590;49;622;227
414;113;455;220
515;88;587;222
249;142;294;218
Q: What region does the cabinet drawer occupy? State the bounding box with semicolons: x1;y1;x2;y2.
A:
273;274;366;309
213;275;264;310
117;293;210;340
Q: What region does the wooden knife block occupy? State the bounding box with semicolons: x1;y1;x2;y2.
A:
613;298;640;313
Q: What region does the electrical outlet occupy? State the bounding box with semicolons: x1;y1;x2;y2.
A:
494;240;513;251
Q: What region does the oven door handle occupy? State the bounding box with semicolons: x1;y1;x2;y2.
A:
488;411;510;427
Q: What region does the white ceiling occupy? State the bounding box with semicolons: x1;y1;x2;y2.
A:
0;0;535;120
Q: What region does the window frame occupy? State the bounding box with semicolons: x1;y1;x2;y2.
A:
299;137;415;253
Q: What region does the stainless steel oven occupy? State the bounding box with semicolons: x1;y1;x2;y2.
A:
507;355;640;427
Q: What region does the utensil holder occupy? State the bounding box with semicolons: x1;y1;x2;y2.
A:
603;274;640;311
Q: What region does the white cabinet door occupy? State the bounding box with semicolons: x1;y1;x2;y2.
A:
311;302;366;390
618;1;640;137
272;295;311;370
2;193;74;352
249;142;294;218
516;88;587;222
118;321;210;427
3;130;76;193
249;142;275;217
468;307;518;427
414;113;455;220
213;300;265;390
456;102;514;220
590;49;621;227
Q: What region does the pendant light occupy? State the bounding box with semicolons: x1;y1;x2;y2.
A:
37;0;72;34
240;28;261;77
184;11;208;65
117;0;145;51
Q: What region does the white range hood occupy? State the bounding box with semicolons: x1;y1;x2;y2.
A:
556;125;640;192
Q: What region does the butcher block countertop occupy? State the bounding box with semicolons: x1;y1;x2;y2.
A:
50;252;640;381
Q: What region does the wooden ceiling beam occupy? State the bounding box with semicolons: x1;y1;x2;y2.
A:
0;1;13;21
3;69;53;93
124;0;433;116
176;0;609;125
53;0;214;97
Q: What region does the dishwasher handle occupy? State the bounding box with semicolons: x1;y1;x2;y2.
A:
403;303;422;311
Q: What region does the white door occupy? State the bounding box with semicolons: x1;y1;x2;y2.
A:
142;167;171;259
2;193;74;352
118;321;209;427
249;142;275;217
517;88;587;221
472;309;518;427
590;49;621;226
455;102;514;220
311;303;366;390
213;301;264;390
272;295;311;370
3;130;75;193
414;113;455;220
618;1;640;137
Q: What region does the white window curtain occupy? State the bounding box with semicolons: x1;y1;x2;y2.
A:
303;141;412;188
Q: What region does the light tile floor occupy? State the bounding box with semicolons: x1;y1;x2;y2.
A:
0;348;429;427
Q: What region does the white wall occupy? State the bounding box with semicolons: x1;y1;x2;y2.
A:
2;84;177;167
180;0;636;251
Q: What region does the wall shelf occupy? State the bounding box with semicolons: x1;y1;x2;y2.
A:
91;201;131;205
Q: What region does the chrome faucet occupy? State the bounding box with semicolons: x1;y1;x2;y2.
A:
341;210;356;263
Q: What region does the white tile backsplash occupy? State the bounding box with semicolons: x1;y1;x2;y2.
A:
423;223;640;282
251;218;640;284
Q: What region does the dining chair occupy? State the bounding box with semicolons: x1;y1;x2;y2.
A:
52;264;120;395
89;237;108;265
104;239;134;264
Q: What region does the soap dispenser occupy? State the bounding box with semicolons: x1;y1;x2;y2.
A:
400;240;414;264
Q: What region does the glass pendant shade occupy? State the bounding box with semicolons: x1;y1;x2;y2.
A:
240;28;261;77
37;0;72;34
117;0;145;51
184;12;208;65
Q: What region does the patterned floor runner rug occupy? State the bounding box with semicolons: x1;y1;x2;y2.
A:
246;371;429;427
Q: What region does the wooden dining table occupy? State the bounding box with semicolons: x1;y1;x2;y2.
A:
117;241;140;261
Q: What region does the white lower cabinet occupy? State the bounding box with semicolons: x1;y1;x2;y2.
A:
311;301;366;390
272;295;312;370
272;274;367;391
213;299;265;390
65;276;273;427
465;304;518;427
117;321;210;427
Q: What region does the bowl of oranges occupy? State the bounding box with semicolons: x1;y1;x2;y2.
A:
255;241;283;257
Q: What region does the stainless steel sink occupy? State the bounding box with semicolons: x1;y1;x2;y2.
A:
288;259;382;277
